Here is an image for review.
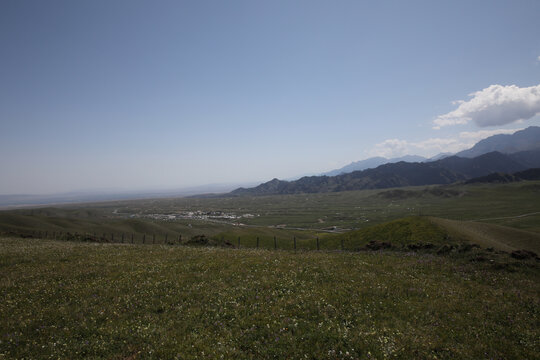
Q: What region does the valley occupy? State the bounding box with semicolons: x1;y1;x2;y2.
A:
1;180;539;360
2;180;539;251
1;132;539;359
3;3;540;358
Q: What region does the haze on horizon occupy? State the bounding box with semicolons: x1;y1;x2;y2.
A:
1;0;540;195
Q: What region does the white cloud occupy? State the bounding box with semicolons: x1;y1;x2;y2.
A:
413;138;471;155
369;137;468;158
369;139;409;158
367;140;402;158
537;55;540;62
458;128;524;141
433;84;540;129
369;127;524;158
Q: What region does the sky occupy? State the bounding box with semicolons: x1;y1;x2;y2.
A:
1;0;540;195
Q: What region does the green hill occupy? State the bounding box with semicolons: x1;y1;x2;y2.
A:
347;216;447;245
319;216;540;255
430;217;540;253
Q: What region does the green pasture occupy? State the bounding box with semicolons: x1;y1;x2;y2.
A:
0;237;538;359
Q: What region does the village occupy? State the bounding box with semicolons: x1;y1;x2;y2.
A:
128;210;258;222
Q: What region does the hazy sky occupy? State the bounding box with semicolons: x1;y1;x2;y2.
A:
1;0;540;194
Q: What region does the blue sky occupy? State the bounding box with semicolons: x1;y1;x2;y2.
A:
1;0;540;194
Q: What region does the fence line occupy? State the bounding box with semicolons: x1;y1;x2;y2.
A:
0;229;357;252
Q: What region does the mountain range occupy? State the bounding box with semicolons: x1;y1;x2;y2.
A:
464;168;540;184
230;150;540;196
455;126;540;158
322;155;428;176
230;126;540;196
322;126;540;176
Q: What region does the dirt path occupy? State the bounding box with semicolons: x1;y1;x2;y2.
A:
469;211;540;222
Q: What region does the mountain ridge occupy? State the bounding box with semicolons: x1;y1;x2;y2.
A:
464;168;540;184
230;149;540;196
320;126;540;177
455;126;540;158
322;155;427;176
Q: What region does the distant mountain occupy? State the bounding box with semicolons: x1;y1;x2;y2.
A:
323;155;427;176
455;126;540;158
508;149;540;169
465;168;540;184
392;155;428;163
428;152;453;161
229;150;540;196
313;126;539;179
515;167;540;180
323;157;386;176
231;162;462;196
433;151;529;178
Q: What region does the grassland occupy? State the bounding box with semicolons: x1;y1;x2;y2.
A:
100;181;540;231
1;181;539;358
1;181;539;242
1;237;538;359
430;217;540;254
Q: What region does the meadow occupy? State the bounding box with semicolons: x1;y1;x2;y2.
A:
1;181;539;358
2;181;540;243
1;237;538;359
105;181;540;231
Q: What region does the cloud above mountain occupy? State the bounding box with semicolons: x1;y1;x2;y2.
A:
370;138;465;158
370;128;524;158
433;84;540;129
458;128;524;141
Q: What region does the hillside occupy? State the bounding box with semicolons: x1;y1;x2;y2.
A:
323;155;427;176
325;216;449;250
455;126;540;158
232;163;462;196
434;151;529;178
430;217;540;253
318;216;540;254
465;168;540;184
231;150;540;196
320;126;540;177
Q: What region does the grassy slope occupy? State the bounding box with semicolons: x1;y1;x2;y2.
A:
1;181;538;252
0;237;538;359
430;217;540;253
2;210;539;254
324;216;449;250
480;213;540;233
294;216;539;254
102;181;540;232
0;211;318;245
7;181;537;233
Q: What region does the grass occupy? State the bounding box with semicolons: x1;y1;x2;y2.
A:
97;181;540;231
212;216;454;252
206;215;540;255
3;181;539;237
430;217;540;254
1;181;539;254
3;210;539;255
324;216;449;250
480;213;540;233
1;237;538;359
1;178;538;359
